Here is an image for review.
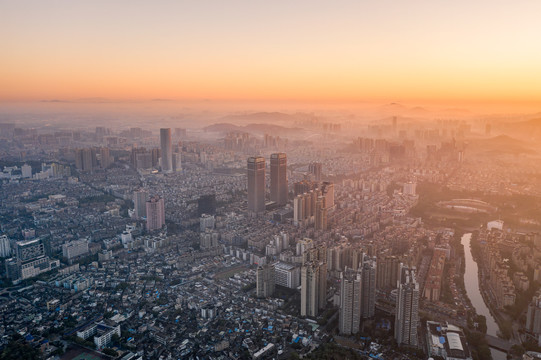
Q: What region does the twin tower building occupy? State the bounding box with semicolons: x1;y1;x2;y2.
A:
247;153;287;214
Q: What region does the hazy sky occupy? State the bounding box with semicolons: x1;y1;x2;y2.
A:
2;0;541;105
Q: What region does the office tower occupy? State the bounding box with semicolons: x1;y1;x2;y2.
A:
360;258;376;319
10;239;58;281
151;148;161;167
198;194;216;216
160;128;173;173
315;196;327;230
395;267;419;346
146;196;165;231
133;190;149;219
99;147;111;168
270;153;288;206
256;264;275;298
320;182;335;209
0;235;11;257
301;262;320;317
172;152;182;172
339;269;361;335
293;195;305;226
247;156;266;214
376;255;401;290
294;180;316;196
308;162;322;181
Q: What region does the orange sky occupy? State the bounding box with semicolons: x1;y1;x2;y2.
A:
2;1;541;105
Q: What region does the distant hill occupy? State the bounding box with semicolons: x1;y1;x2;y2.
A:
204;112;309;137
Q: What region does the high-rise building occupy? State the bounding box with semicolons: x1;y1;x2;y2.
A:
75;148;96;172
9;239;59;281
172;152;182;172
321;182;335;209
301;244;327;317
133;190;149;219
247;156;266;215
270;153;288;206
0;235;11;258
308;162;322;181
146;196;165;231
315;196;327;230
301;262;320;317
99;147;111;168
395;267;419;346
526;295;541;335
360;258;376;319
339;269;362;335
160;128;173;173
376;255;401;290
256;264;275;298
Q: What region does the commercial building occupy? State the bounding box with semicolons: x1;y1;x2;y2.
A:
426;321;472;360
270;153;288;206
274;261;300;289
62;239;89;261
247;156;266;215
160;128;173;173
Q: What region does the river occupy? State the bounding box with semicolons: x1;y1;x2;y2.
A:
461;233;507;360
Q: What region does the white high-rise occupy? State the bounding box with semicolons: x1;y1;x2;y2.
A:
0;235;11;257
339;269;361;335
395;267;419;346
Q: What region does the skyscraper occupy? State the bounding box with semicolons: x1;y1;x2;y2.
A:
160;128;173;173
256;264;275;298
0;235;11;258
308;162;322;181
301;262;320;317
133;189;149;219
270;153;287;206
146;196;165;231
376;255;401;290
395;267;419;346
339;269;361;335
247;156;266;215
360;258;376;319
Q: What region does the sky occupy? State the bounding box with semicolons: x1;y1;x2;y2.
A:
2;0;541;107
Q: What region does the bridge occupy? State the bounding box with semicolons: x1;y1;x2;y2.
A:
485;335;515;353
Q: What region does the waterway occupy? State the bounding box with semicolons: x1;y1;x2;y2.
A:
461;233;507;360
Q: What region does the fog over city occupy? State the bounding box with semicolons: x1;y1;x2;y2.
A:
2;1;541;360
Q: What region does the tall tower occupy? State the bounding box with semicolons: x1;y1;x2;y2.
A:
270;153;287;206
160;128;173;173
339;269;361;335
360;258;376;319
133;189;149;219
395;267;419;346
301;262;320;317
308;162;322;181
247;156;266;215
146;196;165;231
256;264;275;298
